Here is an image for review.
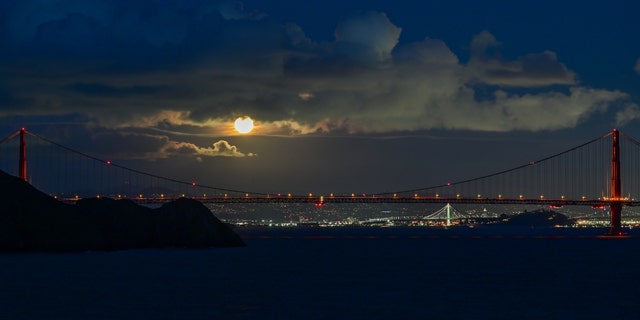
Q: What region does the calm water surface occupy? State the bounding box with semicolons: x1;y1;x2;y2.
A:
1;226;639;319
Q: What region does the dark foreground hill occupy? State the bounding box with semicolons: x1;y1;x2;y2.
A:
0;170;245;252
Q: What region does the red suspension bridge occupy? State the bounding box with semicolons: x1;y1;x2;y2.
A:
2;128;640;235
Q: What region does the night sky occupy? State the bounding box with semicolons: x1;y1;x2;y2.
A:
1;0;639;195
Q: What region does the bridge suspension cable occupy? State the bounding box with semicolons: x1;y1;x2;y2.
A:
0;129;270;198
373;131;614;200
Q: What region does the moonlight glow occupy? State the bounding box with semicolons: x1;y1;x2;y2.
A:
234;117;254;134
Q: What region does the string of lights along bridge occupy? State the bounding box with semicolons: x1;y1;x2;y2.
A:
2;127;640;235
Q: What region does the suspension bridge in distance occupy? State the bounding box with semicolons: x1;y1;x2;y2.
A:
2;127;640;235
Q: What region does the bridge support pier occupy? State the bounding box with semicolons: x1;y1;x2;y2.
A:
609;203;622;235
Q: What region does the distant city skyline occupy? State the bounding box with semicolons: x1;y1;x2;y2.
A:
1;0;639;194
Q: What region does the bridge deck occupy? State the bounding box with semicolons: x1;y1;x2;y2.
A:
57;196;640;206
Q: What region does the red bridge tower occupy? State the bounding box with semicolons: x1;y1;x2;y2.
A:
19;127;27;182
609;129;622;235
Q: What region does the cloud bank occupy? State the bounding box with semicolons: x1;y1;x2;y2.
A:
0;0;636;158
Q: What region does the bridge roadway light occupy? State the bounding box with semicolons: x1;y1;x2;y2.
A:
519;195;524;200
539;195;544;200
498;194;503;199
456;194;461;199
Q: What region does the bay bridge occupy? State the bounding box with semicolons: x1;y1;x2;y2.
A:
2;127;640;235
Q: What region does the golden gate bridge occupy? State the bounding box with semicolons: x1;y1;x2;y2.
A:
2;127;640;235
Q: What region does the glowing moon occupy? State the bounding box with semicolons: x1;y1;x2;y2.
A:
234;116;254;134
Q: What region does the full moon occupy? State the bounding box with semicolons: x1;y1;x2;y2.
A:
234;116;254;134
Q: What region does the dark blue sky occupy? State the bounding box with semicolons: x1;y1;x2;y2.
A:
1;0;639;194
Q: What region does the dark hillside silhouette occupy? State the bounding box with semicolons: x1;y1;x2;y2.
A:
0;170;244;252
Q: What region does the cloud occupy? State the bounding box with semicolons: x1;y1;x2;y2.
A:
210;140;248;157
276;34;616;133
5;0;112;44
4;0;261;49
334;11;401;63
468;50;576;87
0;2;633;142
470;30;499;57
615;102;640;126
464;87;628;131
467;31;576;87
394;38;459;66
161;139;251;158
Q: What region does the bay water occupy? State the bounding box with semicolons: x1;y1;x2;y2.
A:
1;226;639;319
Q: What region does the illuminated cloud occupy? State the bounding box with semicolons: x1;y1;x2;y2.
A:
152;138;253;159
258;120;321;136
277;33;618;133
208;140;249;157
